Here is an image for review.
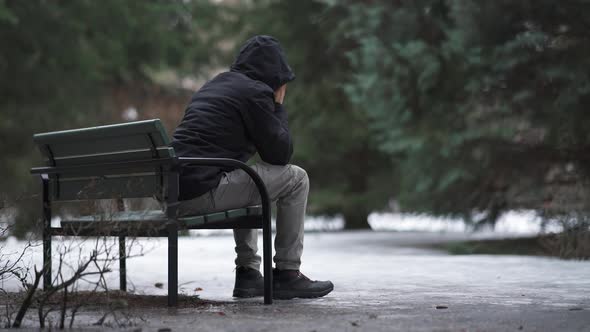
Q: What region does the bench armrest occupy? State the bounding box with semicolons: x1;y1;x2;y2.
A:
174;157;272;232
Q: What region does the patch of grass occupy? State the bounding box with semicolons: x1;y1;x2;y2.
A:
437;236;554;256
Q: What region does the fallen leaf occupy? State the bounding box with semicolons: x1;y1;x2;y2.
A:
194;287;203;291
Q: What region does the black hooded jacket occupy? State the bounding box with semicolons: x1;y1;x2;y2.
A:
171;35;296;200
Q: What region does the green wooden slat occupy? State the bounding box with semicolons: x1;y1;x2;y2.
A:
179;208;250;227
61;205;263;233
60;210;168;236
247;206;262;215
52;167;170;178
53;147;175;167
62;210;167;223
206;211;228;222
50;175;162;201
178;215;205;227
45;134;152;159
34;119;170;160
34;119;169;145
227;208;249;218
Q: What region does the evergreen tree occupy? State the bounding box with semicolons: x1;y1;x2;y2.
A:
338;0;590;225
229;0;393;229
0;0;222;235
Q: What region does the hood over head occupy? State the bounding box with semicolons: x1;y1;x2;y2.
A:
230;35;295;91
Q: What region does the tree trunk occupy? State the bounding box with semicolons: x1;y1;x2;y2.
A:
342;143;372;230
343;207;371;230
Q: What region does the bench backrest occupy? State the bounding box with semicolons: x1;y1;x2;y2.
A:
34;119;176;202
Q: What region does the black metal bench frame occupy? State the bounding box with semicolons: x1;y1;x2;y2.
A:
30;122;273;306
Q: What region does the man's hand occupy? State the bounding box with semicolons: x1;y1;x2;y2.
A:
274;84;287;105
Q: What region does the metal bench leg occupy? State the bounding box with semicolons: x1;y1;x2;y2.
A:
167;223;178;307
42;230;51;290
42;175;52;290
263;221;273;304
119;236;127;292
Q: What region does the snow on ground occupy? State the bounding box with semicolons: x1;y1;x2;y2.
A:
1;221;589;331
0;212;590;303
369;210;562;234
0;211;570;296
183;209;559;236
1;231;587;303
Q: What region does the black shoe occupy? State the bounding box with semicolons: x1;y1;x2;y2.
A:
273;269;334;299
233;266;264;298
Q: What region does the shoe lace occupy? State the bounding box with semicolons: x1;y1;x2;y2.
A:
297;271;311;281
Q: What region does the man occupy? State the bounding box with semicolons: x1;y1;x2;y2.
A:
171;35;334;299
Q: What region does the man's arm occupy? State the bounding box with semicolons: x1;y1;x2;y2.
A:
241;87;293;165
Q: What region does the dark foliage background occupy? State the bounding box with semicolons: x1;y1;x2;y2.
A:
1;0;589;234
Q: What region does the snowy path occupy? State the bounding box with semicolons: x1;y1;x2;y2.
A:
2;231;589;331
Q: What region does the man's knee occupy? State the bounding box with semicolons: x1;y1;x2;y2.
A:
289;164;309;191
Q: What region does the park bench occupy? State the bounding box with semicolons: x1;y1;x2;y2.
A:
30;119;273;305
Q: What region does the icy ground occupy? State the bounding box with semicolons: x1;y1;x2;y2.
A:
2;230;589;331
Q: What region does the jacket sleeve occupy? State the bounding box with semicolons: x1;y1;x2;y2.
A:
241;89;293;165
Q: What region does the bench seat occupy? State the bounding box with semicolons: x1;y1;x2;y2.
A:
57;206;263;236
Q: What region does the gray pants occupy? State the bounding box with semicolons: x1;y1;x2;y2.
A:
178;162;309;271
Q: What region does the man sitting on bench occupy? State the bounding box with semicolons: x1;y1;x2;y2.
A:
171;35;334;299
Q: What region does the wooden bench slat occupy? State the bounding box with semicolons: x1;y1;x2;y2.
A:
50;175;163;201
53;147;175;167
227;208;248;218
177;206;262;227
46;134;155;158
247;206;262;216
34;119;169;146
206;211;228;222
35;120;169;164
50;168;170;179
61;205;263;229
179;215;205;227
63;210;167;223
